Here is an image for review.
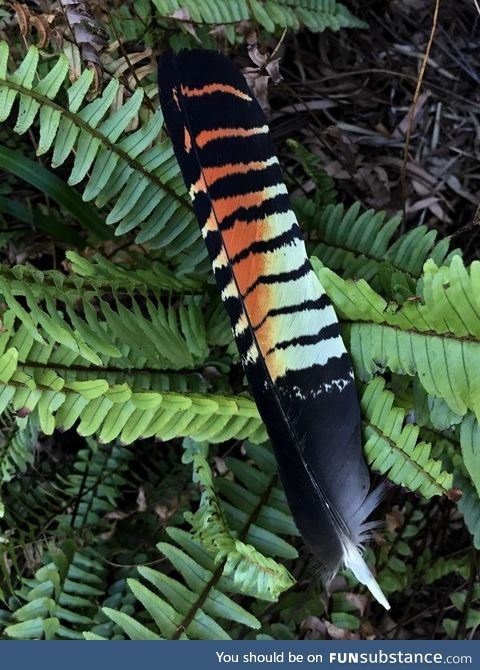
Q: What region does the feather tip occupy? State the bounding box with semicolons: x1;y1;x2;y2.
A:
343;540;390;610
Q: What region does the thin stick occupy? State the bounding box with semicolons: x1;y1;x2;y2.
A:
400;0;441;223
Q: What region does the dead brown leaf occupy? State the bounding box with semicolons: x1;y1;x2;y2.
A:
171;8;199;42
386;509;405;533
243;44;282;113
344;592;369;616
325;621;361;640
10;2;30;37
301;616;327;640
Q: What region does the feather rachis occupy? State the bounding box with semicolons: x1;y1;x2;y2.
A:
157;49;389;609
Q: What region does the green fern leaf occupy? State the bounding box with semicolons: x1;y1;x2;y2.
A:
0;42;206;273
317;255;480;420
0;346;267;444
4;544;106;639
152;0;364;37
302;201;458;288
183;440;295;600
456;474;480;549
362;378;452;497
460;414;480;496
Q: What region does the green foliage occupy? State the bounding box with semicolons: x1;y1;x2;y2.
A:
316;255;480;420
361;378;452;497
460;414;480;497
153;0;365;38
95;439;300;639
3;542;106;640
297;198;458;289
183;440;296;599
443;585;480;639
0;145;109;242
456;475;480;549
376;506;425;597
0;346;267;445
416;551;469;585
0;417;37;493
0;42;206;273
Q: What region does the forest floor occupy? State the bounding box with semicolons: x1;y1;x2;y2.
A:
265;0;480;262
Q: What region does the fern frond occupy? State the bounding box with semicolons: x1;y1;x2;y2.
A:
416;551;469;585
0;347;267;444
317;255;480;420
98;439;299;640
0;42;206;273
361;379;452;497
153;0;364;35
460;414;480;497
4;542;106;640
0;416;38;490
89;561;142;640
65;251;201;292
287;139;337;207
443;587;480;638
1;316;207;396
183;440;296;598
413;379;464;432
57;439;132;530
376;506;425;596
456;474;480;549
301;201;458;288
0;261;210;372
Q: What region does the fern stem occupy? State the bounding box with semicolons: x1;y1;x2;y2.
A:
19;359;205;377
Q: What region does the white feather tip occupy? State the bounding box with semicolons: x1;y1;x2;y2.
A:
342;539;390;610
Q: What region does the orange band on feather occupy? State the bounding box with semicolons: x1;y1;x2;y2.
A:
181;83;252;101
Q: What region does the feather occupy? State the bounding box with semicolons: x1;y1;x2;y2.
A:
157;48;390;610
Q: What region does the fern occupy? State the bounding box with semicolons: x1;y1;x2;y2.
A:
460;414;480;497
94;439;300;640
0;416;37;492
456;475;480;549
89;560;144;640
65;251;201;292
376;507;425;597
183;439;296;598
3;542;106;640
0;347;267;444
361;378;452;497
56;439;132;530
153;0;364;36
443;586;480;639
296;199;459;290
316;255;480;420
1;9;479;639
0;262;210;374
287;139;338;208
0;42;207;273
415;551;470;585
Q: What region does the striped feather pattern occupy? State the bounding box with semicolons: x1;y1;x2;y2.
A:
158;49;389;609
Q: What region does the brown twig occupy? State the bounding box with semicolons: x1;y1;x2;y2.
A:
400;0;442;223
